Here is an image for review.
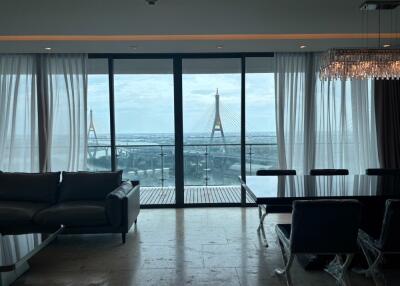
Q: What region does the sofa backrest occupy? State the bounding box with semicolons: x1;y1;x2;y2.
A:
58;171;123;202
0;172;61;203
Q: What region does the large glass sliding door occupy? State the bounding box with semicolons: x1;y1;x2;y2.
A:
113;59;175;205
87;58;112;171
182;58;242;204
245;57;278;175
87;53;274;207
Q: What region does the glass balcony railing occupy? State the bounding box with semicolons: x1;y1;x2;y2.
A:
116;144;175;187
87;143;278;187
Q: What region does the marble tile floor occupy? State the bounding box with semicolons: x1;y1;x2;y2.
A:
13;208;399;286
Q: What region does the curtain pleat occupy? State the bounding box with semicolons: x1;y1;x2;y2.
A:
275;53;316;174
39;54;88;171
0;54;87;172
275;53;379;174
0;54;87;265
0;55;38;172
0;55;42;270
313;56;379;173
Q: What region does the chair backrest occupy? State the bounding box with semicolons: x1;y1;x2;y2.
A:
256;169;296;176
366;168;400;176
310;169;349;176
290;199;361;254
377;200;400;251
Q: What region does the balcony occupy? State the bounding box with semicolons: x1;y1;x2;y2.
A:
87;142;277;206
140;186;256;206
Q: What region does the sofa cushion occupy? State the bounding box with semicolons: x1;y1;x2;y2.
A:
0;201;49;227
58;171;122;202
34;201;108;227
0;172;61;203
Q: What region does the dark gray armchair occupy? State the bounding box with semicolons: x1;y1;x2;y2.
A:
275;199;362;286
255;169;296;247
358;199;400;285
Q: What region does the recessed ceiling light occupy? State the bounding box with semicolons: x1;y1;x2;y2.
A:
44;47;52;50
383;44;391;48
216;45;223;49
299;45;307;49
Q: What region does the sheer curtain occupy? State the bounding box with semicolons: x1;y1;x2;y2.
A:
313;55;379;173
0;55;40;272
0;55;38;172
275;53;315;174
275;53;379;174
0;54;87;265
40;54;88;171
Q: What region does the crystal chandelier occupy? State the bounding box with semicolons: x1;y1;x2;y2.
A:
320;1;400;80
320;48;400;80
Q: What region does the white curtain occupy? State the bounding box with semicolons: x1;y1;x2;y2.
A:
40;54;88;171
0;54;87;267
0;55;41;275
0;55;38;172
275;53;379;174
313;55;379;173
275;53;315;173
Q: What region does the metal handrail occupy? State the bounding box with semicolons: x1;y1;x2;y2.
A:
87;142;278;186
88;142;277;148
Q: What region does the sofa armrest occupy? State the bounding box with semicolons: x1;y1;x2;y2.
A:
105;181;140;230
105;181;134;227
122;183;140;232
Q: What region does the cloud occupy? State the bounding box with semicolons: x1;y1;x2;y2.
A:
190;89;214;95
88;72;277;135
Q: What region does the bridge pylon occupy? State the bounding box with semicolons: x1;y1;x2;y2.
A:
87;109;99;158
210;89;226;151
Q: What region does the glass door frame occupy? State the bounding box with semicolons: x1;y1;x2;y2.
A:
88;52;274;207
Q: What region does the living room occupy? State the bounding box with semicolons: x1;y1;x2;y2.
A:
1;0;400;285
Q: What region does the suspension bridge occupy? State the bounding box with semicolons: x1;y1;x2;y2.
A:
87;89;276;192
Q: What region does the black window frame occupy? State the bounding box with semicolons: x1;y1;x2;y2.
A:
88;52;274;207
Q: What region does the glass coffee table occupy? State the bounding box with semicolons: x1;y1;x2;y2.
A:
0;226;63;286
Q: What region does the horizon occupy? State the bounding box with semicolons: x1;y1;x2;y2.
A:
88;72;276;136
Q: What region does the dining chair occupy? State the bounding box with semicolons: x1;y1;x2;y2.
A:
310;169;349;176
358;199;400;286
366;169;400;176
256;169;297;176
255;169;296;247
275;199;362;286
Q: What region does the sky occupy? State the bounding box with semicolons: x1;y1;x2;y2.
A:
87;72;276;136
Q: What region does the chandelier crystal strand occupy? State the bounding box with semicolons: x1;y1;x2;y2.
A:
320;49;400;80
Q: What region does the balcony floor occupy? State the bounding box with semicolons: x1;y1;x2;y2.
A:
141;186;255;206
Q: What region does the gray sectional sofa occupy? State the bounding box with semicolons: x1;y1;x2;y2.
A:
0;171;140;243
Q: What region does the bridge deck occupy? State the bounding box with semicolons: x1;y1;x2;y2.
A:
140;186;255;206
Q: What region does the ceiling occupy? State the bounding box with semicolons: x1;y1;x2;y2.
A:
1;0;400;53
